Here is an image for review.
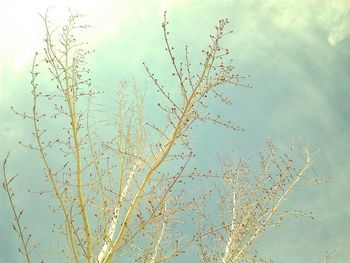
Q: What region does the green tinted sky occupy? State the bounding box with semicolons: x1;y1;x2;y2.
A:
0;0;349;262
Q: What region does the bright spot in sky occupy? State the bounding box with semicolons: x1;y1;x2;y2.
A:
1;1;79;72
0;0;127;72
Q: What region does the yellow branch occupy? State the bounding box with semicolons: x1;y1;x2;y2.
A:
31;54;79;262
63;28;92;262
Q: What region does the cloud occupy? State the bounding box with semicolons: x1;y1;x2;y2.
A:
314;0;350;46
326;14;350;46
258;0;350;46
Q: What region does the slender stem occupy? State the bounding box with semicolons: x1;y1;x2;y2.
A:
58;17;92;261
2;153;31;263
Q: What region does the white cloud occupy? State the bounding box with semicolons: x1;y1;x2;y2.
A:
259;0;350;46
314;0;350;46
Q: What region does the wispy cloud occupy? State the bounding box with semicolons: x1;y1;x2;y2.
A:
259;0;350;46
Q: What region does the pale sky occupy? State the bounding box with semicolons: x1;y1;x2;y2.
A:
1;1;349;262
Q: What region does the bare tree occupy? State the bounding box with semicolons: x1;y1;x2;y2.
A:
3;10;325;263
